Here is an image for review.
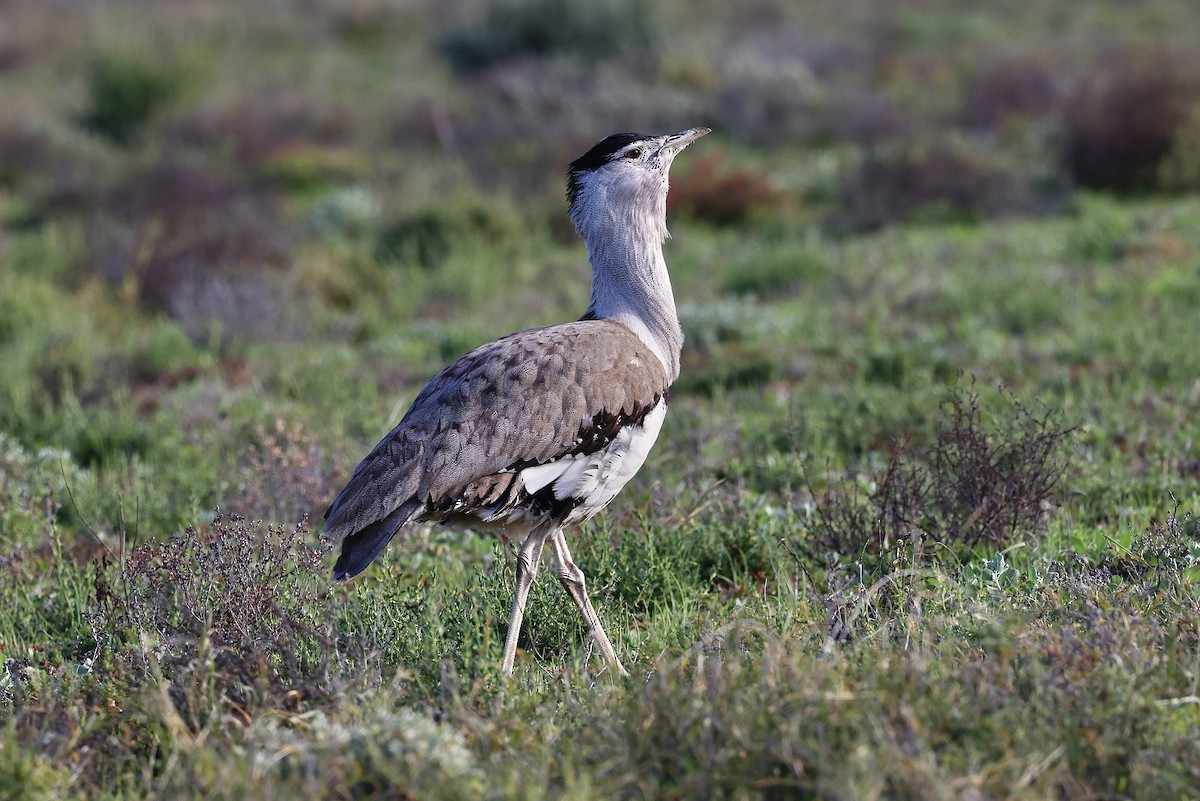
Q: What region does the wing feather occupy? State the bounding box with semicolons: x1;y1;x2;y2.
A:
323;319;669;544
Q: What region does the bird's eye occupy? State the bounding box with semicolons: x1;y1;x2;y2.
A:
624;148;643;159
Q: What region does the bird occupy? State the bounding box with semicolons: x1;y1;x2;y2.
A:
323;128;710;676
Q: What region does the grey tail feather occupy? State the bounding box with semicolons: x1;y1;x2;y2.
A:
332;501;419;581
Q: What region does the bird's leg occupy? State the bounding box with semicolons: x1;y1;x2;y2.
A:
549;528;629;676
501;528;549;676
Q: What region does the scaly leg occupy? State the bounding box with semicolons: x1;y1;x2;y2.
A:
500;528;549;676
549;528;628;676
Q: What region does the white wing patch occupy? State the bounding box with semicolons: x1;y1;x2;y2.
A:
518;400;667;523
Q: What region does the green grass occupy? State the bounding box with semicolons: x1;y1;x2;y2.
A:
3;0;1200;798
3;194;1198;798
4;189;1200;797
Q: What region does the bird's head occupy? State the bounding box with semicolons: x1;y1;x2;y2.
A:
567;128;710;243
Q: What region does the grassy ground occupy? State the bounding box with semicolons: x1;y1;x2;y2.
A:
2;0;1200;798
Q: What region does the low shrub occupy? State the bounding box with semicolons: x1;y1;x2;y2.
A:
100;512;345;712
79;155;297;341
668;151;781;226
712;58;909;149
79;52;185;146
231;419;333;526
439;0;658;74
1099;502;1200;589
165;93;352;169
801;384;1069;570
239;706;488;800
571;592;1200;799
959;56;1060;130
1160;102;1200;192
0;434;92;555
1061;52;1198;192
834;134;1055;231
709;53;824;148
374;196;524;269
0;126;49;190
307;186;381;241
256;144;368;195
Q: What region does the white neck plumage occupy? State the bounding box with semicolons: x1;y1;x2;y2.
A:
573;184;684;382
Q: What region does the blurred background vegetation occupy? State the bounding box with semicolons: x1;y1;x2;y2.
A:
2;0;1200;798
2;0;1198;533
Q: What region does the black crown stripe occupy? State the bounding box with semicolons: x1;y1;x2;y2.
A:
567;132;650;207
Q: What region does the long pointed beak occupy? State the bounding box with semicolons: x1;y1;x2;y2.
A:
663;127;711;152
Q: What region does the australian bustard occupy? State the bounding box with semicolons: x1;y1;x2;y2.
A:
323;128;709;676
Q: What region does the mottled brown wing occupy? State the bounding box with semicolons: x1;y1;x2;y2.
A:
323;319;669;545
